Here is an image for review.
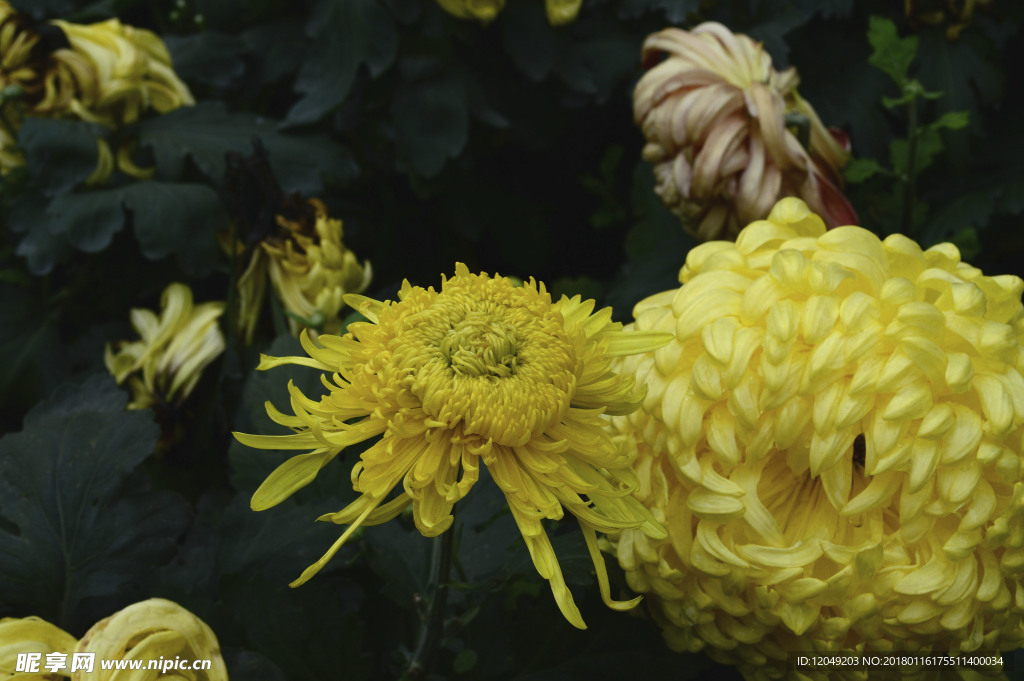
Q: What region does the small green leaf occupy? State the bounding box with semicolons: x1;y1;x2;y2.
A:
843;157;888;183
867;16;918;86
454;648;478;674
932;110;970;131
164;31;247;90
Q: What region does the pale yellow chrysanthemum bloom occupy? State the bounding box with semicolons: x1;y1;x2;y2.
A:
73;599;227;681
234;263;672;628
49;18;192;128
609;198;1024;679
634;22;857;242
436;0;582;25
105;283;225;410
0;616;76;678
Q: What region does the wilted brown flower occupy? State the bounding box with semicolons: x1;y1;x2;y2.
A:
634;22;857;241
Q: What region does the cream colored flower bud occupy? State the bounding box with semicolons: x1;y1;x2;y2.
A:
72;599;227;681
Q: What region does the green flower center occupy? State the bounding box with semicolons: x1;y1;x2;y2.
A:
441;314;520;378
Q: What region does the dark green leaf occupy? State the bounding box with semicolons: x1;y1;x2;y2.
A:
616;0;699;22
364;520;432;608
867;16;917;86
136;101;358;193
45;187;126;253
164;31;247;90
8;192;74;276
219;574;368;680
501;2;558;81
284;0;398;126
453;648;477;674
7;0;74;18
921;186;998;245
121;182;225;276
17;118;103;197
916;29;1004;128
391;65;469;178
0;374;190;630
0;283;67;415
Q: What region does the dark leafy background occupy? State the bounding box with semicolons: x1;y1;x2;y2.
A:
1;0;1022;679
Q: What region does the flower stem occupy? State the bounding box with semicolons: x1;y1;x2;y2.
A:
402;517;456;680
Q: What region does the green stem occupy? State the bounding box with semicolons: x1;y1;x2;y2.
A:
401;517;456;680
902;95;919;236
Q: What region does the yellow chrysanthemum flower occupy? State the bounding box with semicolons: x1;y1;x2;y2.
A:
0;2;191;179
435;0;582;25
105;283;225;410
609;198;1024;679
0;599;227;681
236;198;371;341
634;22;857;241
75;598;228;681
49;18;192;128
0;616;76;679
234;263;672;628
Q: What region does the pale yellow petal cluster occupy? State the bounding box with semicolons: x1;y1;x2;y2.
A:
0;599;227;681
0;616;76;678
105;283;225;410
1;2;191;178
49;18;192;128
435;0;582;25
235;263;672;628
610;198;1024;680
634;22;856;241
233;198;372;342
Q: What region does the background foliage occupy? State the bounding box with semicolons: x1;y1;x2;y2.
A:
1;0;1022;678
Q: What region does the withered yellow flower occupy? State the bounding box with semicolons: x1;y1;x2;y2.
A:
905;0;992;40
235;263;671;628
105;283;225;410
50;18;192;128
634;22;856;241
1;2;191;179
609;198;1024;678
0;599;227;681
